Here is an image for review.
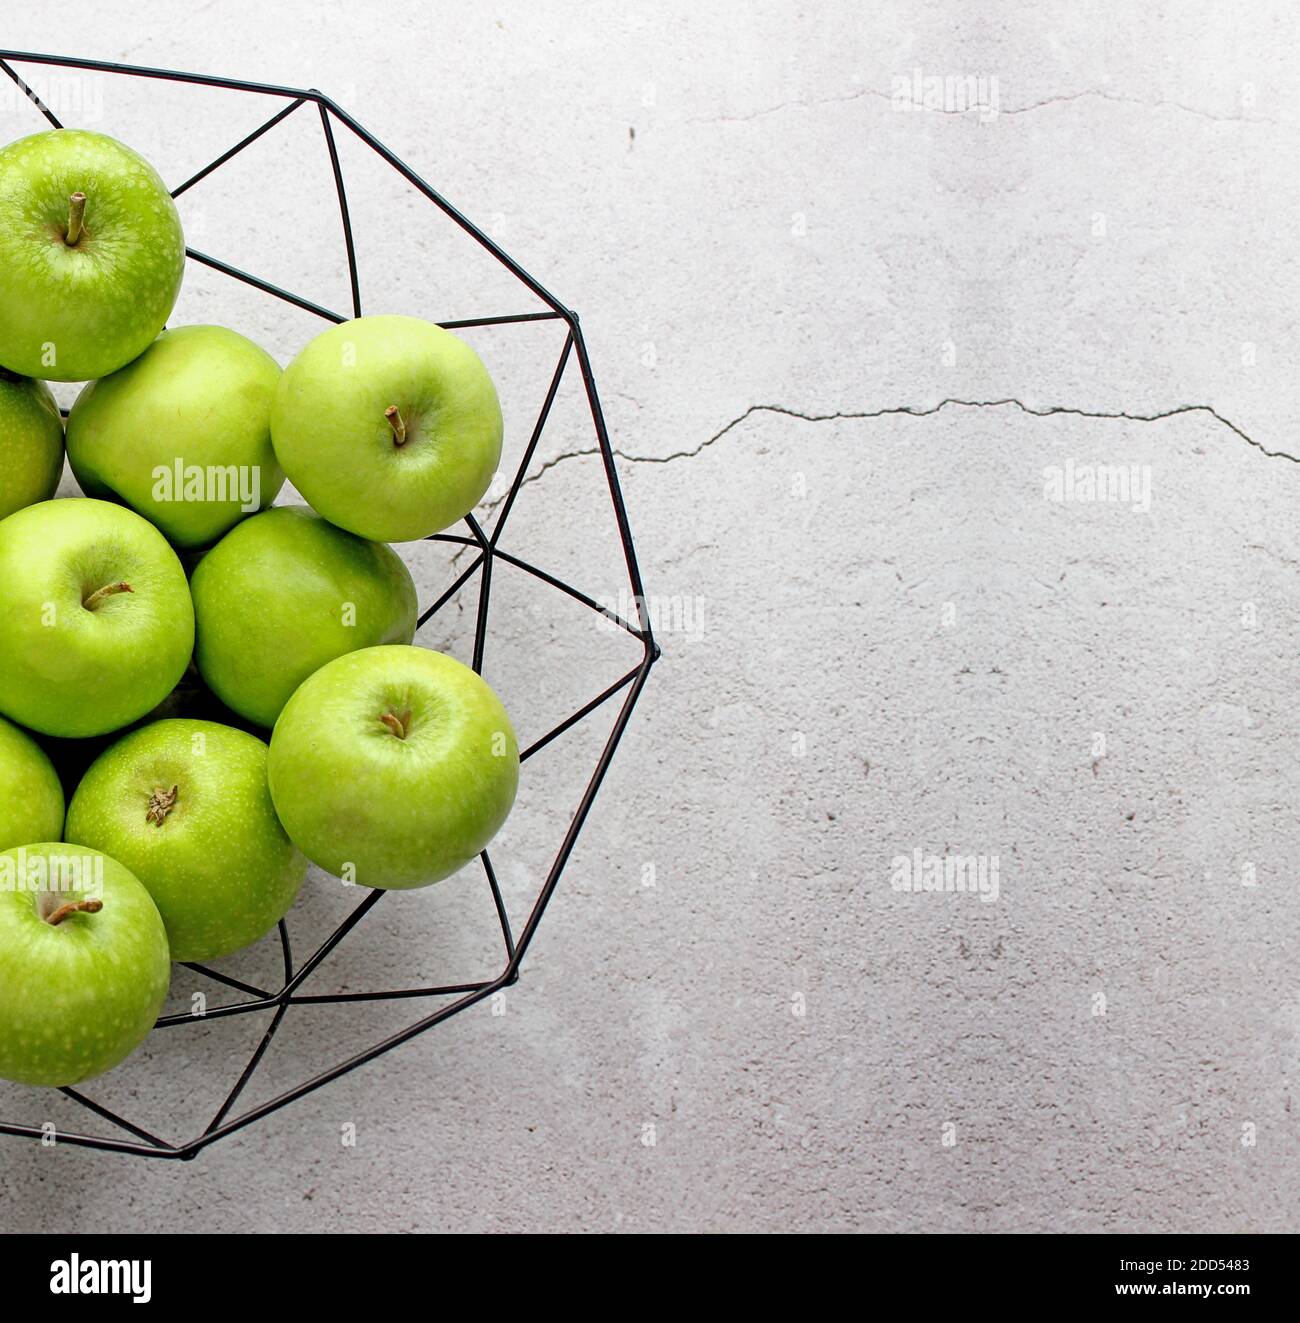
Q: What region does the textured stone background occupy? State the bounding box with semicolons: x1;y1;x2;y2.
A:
3;0;1300;1232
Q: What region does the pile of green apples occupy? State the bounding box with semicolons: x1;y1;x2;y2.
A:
0;128;521;1089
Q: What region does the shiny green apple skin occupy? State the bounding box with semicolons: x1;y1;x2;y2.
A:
0;370;64;521
0;499;195;738
268;645;519;889
66;326;284;548
0;129;185;382
0;843;170;1086
191;506;418;728
0;714;64;850
65;719;307;963
270;316;503;542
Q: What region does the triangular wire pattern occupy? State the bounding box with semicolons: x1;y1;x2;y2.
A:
0;50;659;1159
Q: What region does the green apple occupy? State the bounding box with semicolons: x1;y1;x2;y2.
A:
65;719;306;963
0;499;194;738
268;645;519;889
0;714;64;850
0;369;64;521
191;506;418;728
36;660;255;800
271;315;502;542
0;129;185;382
65;325;284;548
0;843;170;1086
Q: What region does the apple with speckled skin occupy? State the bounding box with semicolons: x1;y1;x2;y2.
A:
0;714;64;850
66;325;284;548
65;719;306;962
0;499;194;738
0;129;185;382
0;843;170;1086
271;316;502;542
191;506;418;728
268;645;519;888
0;369;64;521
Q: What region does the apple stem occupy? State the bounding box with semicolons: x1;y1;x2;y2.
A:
45;897;103;926
82;581;133;611
380;709;411;740
146;785;179;826
385;406;408;446
65;192;87;246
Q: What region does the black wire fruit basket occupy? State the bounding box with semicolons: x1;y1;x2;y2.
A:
0;51;658;1159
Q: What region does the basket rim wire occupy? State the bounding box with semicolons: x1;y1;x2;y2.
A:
0;50;660;1159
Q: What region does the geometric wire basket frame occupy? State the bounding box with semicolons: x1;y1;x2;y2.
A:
0;51;659;1159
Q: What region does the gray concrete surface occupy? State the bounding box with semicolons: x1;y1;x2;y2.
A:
2;0;1300;1232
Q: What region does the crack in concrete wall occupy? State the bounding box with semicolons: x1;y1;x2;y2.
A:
484;398;1299;520
450;396;1295;578
688;87;1284;127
